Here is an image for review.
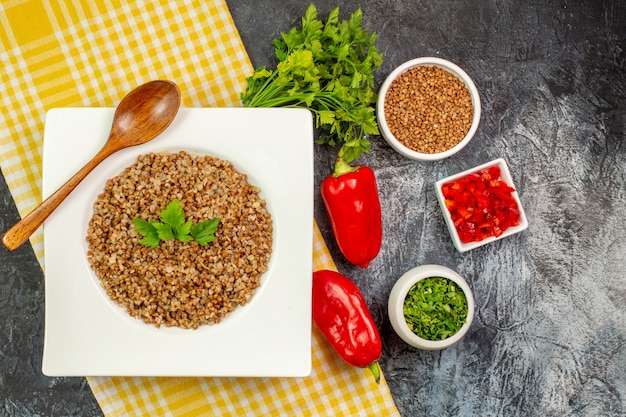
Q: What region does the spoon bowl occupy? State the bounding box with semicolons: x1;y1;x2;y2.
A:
108;80;182;148
2;80;181;251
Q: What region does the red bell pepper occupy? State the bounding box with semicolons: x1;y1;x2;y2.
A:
320;160;382;268
312;269;382;384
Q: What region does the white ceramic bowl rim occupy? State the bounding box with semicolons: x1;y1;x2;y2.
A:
377;57;482;161
388;264;475;350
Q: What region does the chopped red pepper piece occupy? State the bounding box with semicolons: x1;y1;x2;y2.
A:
442;166;521;244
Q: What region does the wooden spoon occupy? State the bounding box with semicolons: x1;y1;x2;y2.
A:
2;80;181;251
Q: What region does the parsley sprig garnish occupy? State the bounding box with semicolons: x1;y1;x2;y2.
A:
132;199;220;248
240;5;383;175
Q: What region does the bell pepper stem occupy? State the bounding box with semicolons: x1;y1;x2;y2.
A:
367;361;381;384
333;156;358;177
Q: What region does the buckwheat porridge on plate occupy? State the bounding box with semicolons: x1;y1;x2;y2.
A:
86;151;273;329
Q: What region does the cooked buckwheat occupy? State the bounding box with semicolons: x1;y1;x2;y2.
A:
86;151;273;329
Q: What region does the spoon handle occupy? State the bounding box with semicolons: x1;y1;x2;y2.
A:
2;146;115;251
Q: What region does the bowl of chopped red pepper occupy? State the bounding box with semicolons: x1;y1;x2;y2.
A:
435;158;528;252
388;264;475;350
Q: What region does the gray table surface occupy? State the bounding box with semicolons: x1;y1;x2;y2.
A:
1;1;624;416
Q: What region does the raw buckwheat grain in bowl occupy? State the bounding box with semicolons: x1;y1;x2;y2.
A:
86;151;273;330
384;65;473;154
377;57;481;161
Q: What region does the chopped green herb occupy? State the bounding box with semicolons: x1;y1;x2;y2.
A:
132;199;220;248
240;4;383;175
403;277;468;341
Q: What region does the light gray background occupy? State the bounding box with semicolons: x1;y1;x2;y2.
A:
1;1;624;416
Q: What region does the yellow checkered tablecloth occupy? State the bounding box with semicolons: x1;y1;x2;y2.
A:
0;1;400;416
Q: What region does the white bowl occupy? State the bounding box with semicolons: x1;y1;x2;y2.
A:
377;57;481;161
388;265;474;350
435;158;529;253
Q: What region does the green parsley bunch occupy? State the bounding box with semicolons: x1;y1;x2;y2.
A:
241;4;383;172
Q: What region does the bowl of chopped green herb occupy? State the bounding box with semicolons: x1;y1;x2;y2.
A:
388;264;474;350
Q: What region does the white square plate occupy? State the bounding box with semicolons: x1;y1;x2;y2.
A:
435;158;528;253
41;107;313;377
